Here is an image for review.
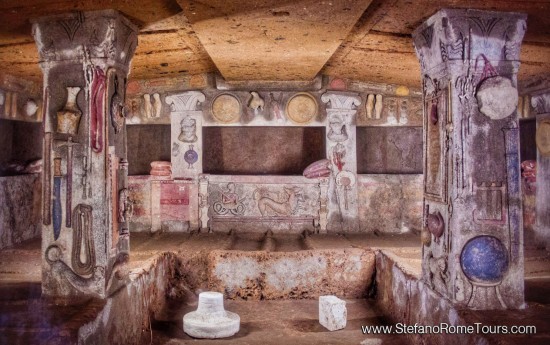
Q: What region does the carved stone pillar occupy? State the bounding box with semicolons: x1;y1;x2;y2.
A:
33;10;138;300
413;9;526;309
165;92;206;179
321;92;361;232
532;89;550;248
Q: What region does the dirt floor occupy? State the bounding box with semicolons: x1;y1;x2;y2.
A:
0;232;549;345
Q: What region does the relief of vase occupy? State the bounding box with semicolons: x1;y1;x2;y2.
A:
57;87;82;136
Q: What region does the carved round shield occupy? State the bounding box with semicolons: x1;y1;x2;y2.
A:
427;211;444;238
286;93;318;124
536;120;550;156
476;76;518;120
335;170;356;187
212;94;241;123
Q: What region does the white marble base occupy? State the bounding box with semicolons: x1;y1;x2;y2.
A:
183;291;240;338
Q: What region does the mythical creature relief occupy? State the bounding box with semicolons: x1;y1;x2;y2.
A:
253;186;304;217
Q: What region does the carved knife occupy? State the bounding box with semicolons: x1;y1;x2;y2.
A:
53;157;63;240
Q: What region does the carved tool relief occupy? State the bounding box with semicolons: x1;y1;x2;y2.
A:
71;204;95;276
110;74;125;133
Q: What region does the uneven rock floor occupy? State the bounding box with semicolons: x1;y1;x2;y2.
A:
0;232;549;344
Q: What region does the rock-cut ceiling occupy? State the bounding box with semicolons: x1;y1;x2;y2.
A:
0;0;549;87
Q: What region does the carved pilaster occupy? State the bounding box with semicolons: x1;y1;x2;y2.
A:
166;92;206;179
413;9;526;309
33;10;138;301
321;92;361;232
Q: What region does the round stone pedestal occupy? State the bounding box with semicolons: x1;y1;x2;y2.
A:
183;291;240;338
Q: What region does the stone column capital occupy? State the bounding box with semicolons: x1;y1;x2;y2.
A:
413;9;527;74
165;91;206;113
32;9;138;72
321;92;361;110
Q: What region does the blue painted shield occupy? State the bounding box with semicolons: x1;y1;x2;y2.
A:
460;235;509;284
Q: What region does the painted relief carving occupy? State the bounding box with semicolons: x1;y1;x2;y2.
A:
110;75;125;133
184;145;198;169
178;116;198;143
43;88;52;226
71;204;95;276
172;143;181;157
212;94;241;123
332;144;346;172
327;115;348;142
25;99;38;117
374;94;383;119
248;92;264;116
504;21;526;60
118;188;133;234
460;235;509;308
57;87;82;135
59;12;84;41
268;92;285;122
421;24;434;47
286;92;318;124
428;252;449;293
213;183;245;215
143;94;153;118
426;210;444;241
335;171;355;211
475;54;517;120
55;137;81;228
88;66;106;153
531;93;550;115
153;93;162;117
536;120;550;156
473;182;506;225
166;91;205;112
303;159;331;179
254;186;304;216
46;245;104;297
424;87;448;203
52;157;63;240
366;94;374;118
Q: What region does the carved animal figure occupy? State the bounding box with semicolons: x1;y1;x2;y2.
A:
248;91;265;115
45;245;104;298
254;187;304;216
428;252;449;294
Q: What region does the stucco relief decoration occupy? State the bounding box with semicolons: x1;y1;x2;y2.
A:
212;94;241;123
531;93;550;115
57;87;82;136
424;84;448;202
327;116;348;142
179;115;198;143
303;159;331;179
213;183;245;216
248;91;264;116
460;235;509;308
109;74;125;133
475;54;518;120
335;171;355;211
254;186;304;216
184;145;199;169
536;120;550;156
285;92;318;124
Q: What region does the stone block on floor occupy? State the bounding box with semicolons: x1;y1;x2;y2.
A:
319;295;347;331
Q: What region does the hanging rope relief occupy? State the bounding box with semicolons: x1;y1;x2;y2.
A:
71;204;95;276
